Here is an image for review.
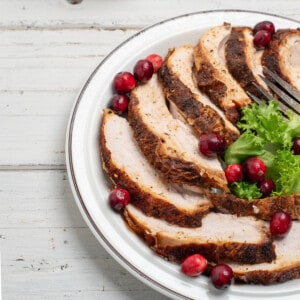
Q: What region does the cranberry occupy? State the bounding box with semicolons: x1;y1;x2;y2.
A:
243;157;267;183
224;164;244;184
259;178;275;197
113;72;136;94
270;211;292;237
134;59;154;83
110;94;129;114
210;264;234;289
253;30;272;48
292;137;300;155
253;21;275;35
181;254;207;277
199;134;226;158
109;188;130;212
146;54;163;72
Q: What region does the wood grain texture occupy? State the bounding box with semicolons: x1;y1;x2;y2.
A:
1;1;299;299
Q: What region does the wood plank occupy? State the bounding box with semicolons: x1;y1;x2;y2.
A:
0;170;168;299
0;0;299;28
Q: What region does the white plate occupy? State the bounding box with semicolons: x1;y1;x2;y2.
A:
66;10;300;300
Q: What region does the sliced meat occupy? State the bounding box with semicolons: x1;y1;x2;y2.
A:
209;193;300;220
228;221;300;284
124;205;275;264
262;28;300;92
128;74;229;192
158;45;239;145
225;26;270;98
100;109;212;227
193;23;252;124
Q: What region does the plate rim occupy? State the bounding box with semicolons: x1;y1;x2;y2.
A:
66;9;300;300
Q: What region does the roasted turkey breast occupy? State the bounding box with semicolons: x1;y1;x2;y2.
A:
158;45;239;145
100;109;212;227
262;28;300;92
128;74;228;191
193;23;252;124
124;205;275;265
225;26;270;98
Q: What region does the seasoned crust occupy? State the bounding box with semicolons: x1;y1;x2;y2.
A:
100;109;212;227
128;76;229;192
158;47;239;145
225;26;267;99
209;193;300;220
124;205;276;265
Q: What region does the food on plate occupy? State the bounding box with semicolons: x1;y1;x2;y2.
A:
99;21;300;287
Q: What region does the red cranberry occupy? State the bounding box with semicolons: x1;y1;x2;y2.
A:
113;72;136;93
253;30;272;48
224;164;244;184
146;54;163;72
110;94;129;114
210;264;234;289
292;137;300;155
134;59;154;83
253;21;275;35
270;211;292;237
109;188;130;212
243;157;267;183
199;134;226;158
181;254;207;277
259;178;275;197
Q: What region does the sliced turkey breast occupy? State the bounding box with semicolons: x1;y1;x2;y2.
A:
158;45;239;145
228;221;300;284
193;23;251;124
262;28;300;92
128;74;228;192
225;26;270;98
100;109;212;227
209;193;300;220
124;205;275;264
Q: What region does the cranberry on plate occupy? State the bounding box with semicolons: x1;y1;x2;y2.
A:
243;157;267;183
199;134;226;158
259;178;275;197
292;137;300;155
270;211;292;237
181;254;207;277
253;21;275;35
146;54;163;72
134;59;154;83
253;30;272;48
113;71;136;94
224;164;244;184
109;188;130;212
210;264;234;289
110;94;129;114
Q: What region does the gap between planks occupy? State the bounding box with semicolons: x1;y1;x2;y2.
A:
0;165;66;171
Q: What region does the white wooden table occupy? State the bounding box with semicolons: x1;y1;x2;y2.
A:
1;1;299;299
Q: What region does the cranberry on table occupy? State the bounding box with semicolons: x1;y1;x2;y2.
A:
109;188;131;212
259;178;275;197
113;71;136;93
210;264;234;289
110;94;129;114
253;30;272;48
181;254;207;277
134;59;154;83
224;164;244;184
146;54;163;72
253;21;275;35
243;157;267;183
292;137;300;155
199;134;226;158
270;211;292;237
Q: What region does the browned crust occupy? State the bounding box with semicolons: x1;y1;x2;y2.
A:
99;110;212;227
209;193;300;220
158;48;239;145
193;45;242;124
262;29;299;86
128;92;229;192
225;27;267;99
123;208;275;265
235;266;300;285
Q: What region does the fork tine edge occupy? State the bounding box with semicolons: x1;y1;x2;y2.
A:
252;81;273;101
259;75;300;116
263;67;300;103
246;91;264;106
